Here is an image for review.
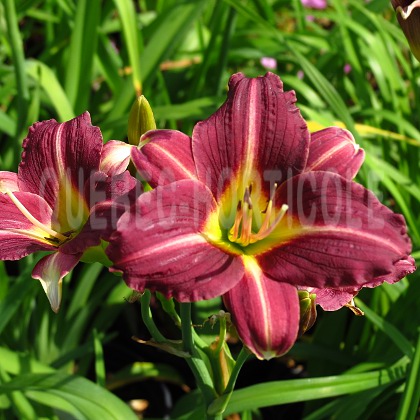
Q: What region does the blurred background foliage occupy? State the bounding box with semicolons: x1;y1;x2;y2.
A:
0;0;420;418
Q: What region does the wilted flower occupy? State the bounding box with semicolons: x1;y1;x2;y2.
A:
391;0;420;61
0;113;140;311
107;73;415;359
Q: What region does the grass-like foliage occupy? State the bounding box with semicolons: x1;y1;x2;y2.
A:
0;0;419;419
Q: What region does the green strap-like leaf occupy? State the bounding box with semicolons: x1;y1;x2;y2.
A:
224;360;408;415
396;330;420;420
0;372;137;420
25;60;75;121
64;0;100;114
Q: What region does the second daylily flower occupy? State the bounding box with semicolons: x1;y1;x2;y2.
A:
107;73;415;359
0;112;140;311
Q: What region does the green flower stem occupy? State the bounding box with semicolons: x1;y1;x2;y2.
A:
140;290;166;343
207;346;251;416
224;347;251;394
180;303;194;354
180;303;221;420
215;316;227;354
193;328;210;350
155;293;208;349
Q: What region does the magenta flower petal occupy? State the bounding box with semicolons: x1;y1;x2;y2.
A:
100;140;133;176
304;287;357;311
223;261;299;360
32;252;81;312
107;179;244;301
192;72;309;199
61;171;142;254
300;255;414;311
0;172;19;192
306;127;365;179
362;256;416;288
0;192;56;259
131;130;197;187
18;112;103;210
257;171;413;289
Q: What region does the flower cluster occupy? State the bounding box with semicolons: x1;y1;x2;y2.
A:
0;73;415;359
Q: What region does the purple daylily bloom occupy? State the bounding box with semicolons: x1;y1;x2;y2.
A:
107;73;415;359
0;113;140;312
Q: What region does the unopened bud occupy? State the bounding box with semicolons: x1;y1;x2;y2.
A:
128;95;156;145
391;1;420;62
298;290;317;336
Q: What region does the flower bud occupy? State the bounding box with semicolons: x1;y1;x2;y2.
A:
391;1;420;62
298;290;317;336
128;95;156;145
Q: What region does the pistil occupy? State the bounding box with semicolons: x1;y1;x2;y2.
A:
229;201;242;242
6;190;68;243
241;187;253;246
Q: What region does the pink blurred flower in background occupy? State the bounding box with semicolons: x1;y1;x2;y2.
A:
260;57;277;70
301;0;327;9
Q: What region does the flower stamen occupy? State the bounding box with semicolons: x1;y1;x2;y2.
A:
5;190;68;243
228;183;289;246
259;183;277;233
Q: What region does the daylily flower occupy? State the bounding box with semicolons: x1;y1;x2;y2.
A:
107;73;415;359
0;113;140;312
391;1;420;61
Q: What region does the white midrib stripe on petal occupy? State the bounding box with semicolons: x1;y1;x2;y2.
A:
242;80;258;187
0;228;54;245
243;256;271;351
54;123;65;183
152;144;196;180
116;233;207;265
306;141;349;171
